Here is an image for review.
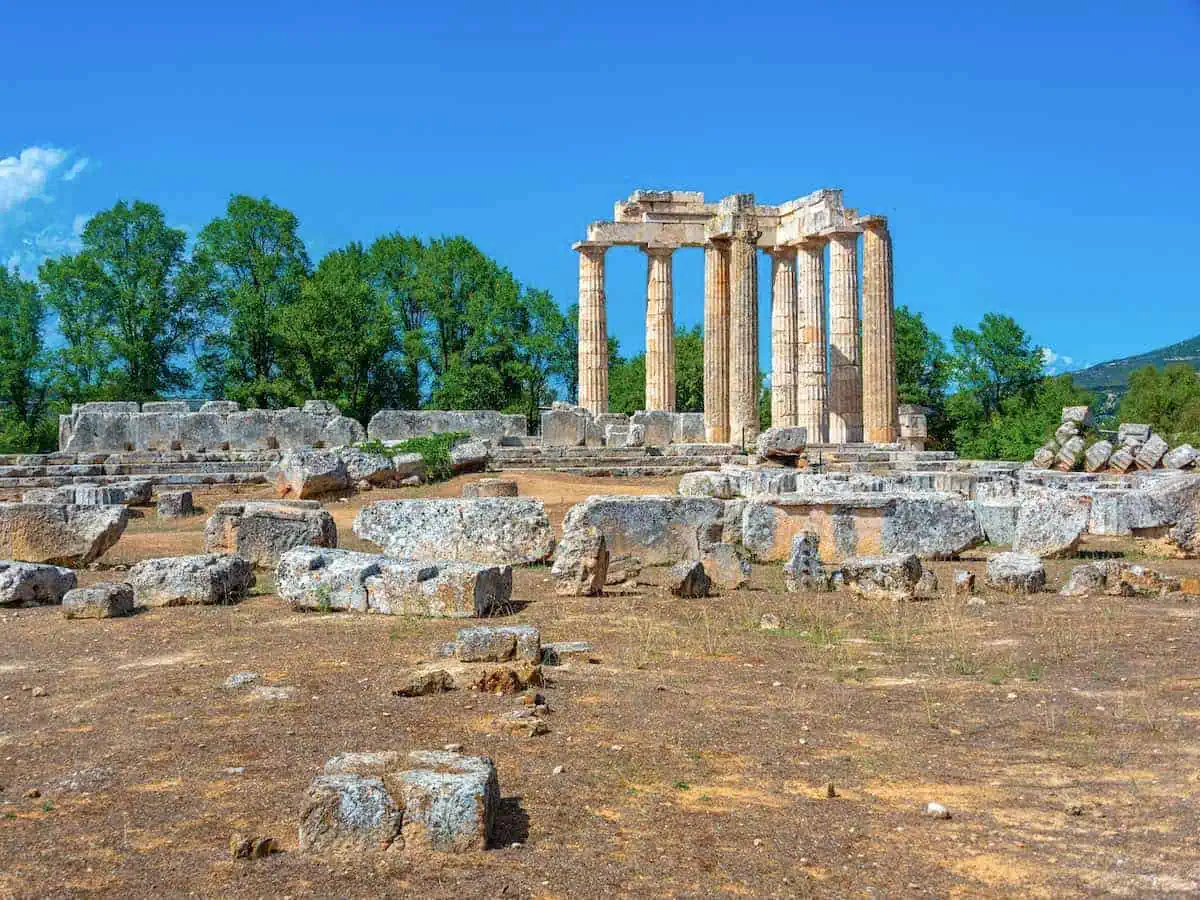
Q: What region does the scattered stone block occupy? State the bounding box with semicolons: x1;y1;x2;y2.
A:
338;447;398;487
157;490;194;518
666;560;710;598
0;503;129;567
678;471;738;500
62;582;134;618
975;497;1020;546
1061;406;1093;428
454;625;540;663
952;570;975;596
915;568;940;598
128;553;255;607
558;496;726;566
1108;446;1136;473
701;544;750;591
1118;423;1151;444
1109;563;1180;596
277;547;390;612
541;641;593;665
353;498;555;565
1135;434;1169;470
298;774;403;853
605;423;645;448
392;751;499;853
630;411;675;448
673;413;706;444
1164;444;1198;470
755;427;807;463
550;526;608;596
0;561;77;606
1053;422;1080;445
783;532;831;592
391;452;425;481
269;449;350;499
1030;443;1057;469
365;561;513;618
449;439;489;474
462;479;518;499
1084;440;1113;473
985;552;1046;594
1013;487;1090;557
394;669;455;697
203;500;337;568
838;553;923;601
1053;436;1085;471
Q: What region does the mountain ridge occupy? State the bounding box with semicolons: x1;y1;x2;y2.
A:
1070;333;1200;394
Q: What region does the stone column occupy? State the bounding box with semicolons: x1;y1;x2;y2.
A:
703;241;731;443
574;242;609;415
796;238;828;443
861;219;898;443
644;245;676;412
827;231;862;443
768;247;799;428
728;201;761;445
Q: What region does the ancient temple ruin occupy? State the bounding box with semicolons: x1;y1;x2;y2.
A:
574;189;898;446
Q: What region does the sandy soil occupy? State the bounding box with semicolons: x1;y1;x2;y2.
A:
2;472;1199;898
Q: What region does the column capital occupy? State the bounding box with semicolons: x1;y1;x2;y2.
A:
572;240;611;254
856;214;889;234
640;243;677;258
794;234;829;250
764;245;798;261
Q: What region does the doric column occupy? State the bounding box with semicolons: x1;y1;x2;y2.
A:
703;241;731;443
796;238;828;443
644;245;676;412
727;197;761;446
768;247;799;428
861;218;898;443
574;242;609;415
827;231;862;443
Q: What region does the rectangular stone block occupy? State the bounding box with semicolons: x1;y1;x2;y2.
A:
227;410;277;450
178;413;229;451
541;408;589;447
364;561;513;617
631;411;675;448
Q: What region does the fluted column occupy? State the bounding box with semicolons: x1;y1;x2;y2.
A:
861;219;897;443
797;238;828;443
768;247;799;428
827;231;862;443
703;241;731;443
575;242;609;415
728;215;761;446
644;245;676;412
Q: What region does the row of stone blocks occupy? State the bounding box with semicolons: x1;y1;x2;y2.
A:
540;404;707;449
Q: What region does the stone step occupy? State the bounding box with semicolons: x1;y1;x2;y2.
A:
492;455;733;470
495;465;712;478
0;472;269;491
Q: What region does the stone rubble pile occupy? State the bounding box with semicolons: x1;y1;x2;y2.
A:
1031;407;1197;475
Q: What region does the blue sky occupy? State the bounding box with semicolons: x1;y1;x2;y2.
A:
3;0;1199;378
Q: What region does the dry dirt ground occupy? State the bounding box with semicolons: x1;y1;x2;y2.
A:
3;472;1200;898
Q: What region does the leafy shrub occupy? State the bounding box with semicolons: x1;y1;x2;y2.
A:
354;432;468;483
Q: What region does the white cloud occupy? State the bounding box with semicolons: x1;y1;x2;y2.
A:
63;157;89;181
0;146;69;213
72;213;89;236
1041;347;1078;375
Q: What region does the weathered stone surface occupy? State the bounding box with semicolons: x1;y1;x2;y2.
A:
550;525;608;596
1164;444;1198;470
199;400;240;415
952;570;975;596
915;568;940;598
129;554;255;607
1136;434;1169;470
1118;423;1152;444
178;413;230;451
1061;560;1180;597
392;751;499;853
157;490;194;518
1054;436;1085;471
366;410;526;443
0;561;76;606
449;440;489;474
391;452;425;480
604;423;645;448
1054;421;1080;445
558;496;725;566
541;407;590;447
1031;443;1057;469
353;498;554;565
62;582;135;618
454;625;540;663
674;413;705;444
677;471;738;500
838;553;923;601
985;552;1046;594
399;660;541;695
1108;446;1136;473
666;560;710;598
1013;487;1090;557
630;411;674;448
277;547;391;612
269;449;350;499
204;501;337;568
755;427;807;462
783;532;831;592
975;497;1020;546
721;465;799;497
0;503;129;566
701;543;750;591
1062;405;1093;428
338;448;397;486
605;554;642;585
22;482;150;507
1084;440;1113;473
299;774;402;853
365;561;512;618
323;751;404;777
322;416;366;447
461;479;518;499
227;410;277;451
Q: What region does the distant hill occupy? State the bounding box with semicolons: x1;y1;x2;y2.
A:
1071;333;1200;396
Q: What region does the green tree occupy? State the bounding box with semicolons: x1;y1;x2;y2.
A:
194;195;310;407
508;288;568;428
0;268;51;451
41;201;213;400
278;244;406;422
555;303;580;404
368;233;427;406
675;325;705;412
39;256;112;403
895;305;951;408
1119;363;1200;440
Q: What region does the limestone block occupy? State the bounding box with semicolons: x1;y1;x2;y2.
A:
178;413;229;451
1084;440;1114;473
1135;434;1169;470
975;497;1020;546
678;471;738;500
391;452;426;480
129;554;255;607
700;544;750;591
985;552;1046;594
721;464;797;497
1118;423;1151;444
557;496;726;567
391;751;499;853
273;408;324;449
62;411;134;453
322;416;366;448
226;410;277;451
605;424;645;448
62;582;135;618
0;503;129;566
666;560;710;598
323;751;405;777
595;413;628;432
449;440;489;474
1061;405;1093;428
277;547;391;612
203;500;337;568
674;413;706;444
630;411;675;448
1013;487;1090;557
1054;436;1085;471
338;448;397;487
783;532;831;592
74;481;151;506
0;561;77;606
298;774;402;853
364;561;512;617
453;625;540;663
1164;444;1198;470
1108;446;1136;473
353;498;554;565
1031;443;1057;469
133;412;182;451
1054;421;1080;445
550;525;608;596
269;449;350;499
366;410;527;442
755;427;807;462
461;479;518;499
141;401;189;414
303;399;342;421
199;400;240;414
157;491;195;518
541;407;590;447
838;553;923;601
